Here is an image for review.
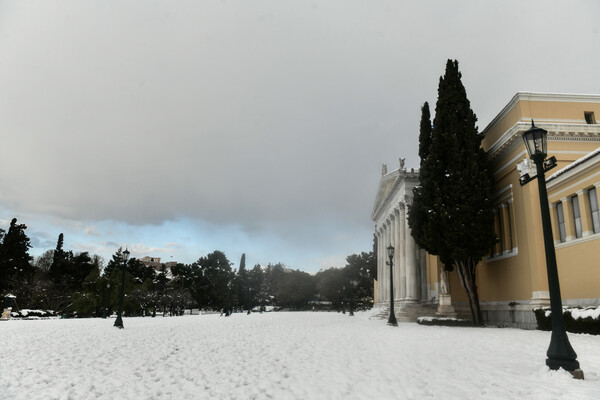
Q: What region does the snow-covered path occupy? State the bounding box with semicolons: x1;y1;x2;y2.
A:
1;312;599;399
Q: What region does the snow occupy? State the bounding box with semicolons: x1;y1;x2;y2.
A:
547;147;600;182
417;316;469;322
1;312;600;399
540;306;600;320
571;307;600;320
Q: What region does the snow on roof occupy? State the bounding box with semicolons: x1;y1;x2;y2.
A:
546;146;600;183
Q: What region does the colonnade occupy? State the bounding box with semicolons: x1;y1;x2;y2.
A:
375;200;421;305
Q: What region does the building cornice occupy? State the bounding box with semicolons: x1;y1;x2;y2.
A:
547;147;600;188
371;169;419;223
487;122;600;161
482;92;600;139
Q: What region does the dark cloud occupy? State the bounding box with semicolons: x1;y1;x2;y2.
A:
1;1;599;268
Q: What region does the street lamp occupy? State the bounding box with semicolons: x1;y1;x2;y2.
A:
520;121;582;378
387;245;397;326
114;248;130;329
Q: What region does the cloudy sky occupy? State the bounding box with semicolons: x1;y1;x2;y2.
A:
1;1;599;272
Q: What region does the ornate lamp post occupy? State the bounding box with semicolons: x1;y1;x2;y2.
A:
519;121;582;378
114;248;130;329
387;245;397;326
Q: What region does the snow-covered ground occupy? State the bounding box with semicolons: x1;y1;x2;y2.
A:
1;312;599;400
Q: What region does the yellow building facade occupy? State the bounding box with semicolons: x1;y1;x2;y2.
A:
374;92;600;328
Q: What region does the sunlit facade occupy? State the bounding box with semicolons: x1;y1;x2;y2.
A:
373;93;600;328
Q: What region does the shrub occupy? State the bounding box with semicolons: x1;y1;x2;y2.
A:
416;316;475;327
533;306;600;335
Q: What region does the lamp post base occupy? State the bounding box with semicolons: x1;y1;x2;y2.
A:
567;369;585;380
387;314;398;326
113;316;124;329
546;358;582;375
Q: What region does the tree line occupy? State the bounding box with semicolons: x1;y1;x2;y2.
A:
0;219;376;317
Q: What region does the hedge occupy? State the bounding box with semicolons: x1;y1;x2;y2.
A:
533;306;600;335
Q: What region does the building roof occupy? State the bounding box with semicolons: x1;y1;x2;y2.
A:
371;166;419;222
482;92;600;138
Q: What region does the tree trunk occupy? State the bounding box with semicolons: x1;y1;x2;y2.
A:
455;258;484;326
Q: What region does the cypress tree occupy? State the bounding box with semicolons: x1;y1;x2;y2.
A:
418;102;432;161
410;102;436;253
408;60;495;326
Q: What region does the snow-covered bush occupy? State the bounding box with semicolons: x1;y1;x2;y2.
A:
533;306;600;335
10;309;57;319
416;316;474;327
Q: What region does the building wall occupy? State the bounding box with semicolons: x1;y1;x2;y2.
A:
373;93;600;328
446;93;600;328
371;162;437;320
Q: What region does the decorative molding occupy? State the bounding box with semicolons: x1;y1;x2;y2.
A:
487;122;600;161
548;169;600;197
494;150;528;177
485;248;518;263
482;92;600;140
495;183;513;197
371;168;419;222
555;231;600;249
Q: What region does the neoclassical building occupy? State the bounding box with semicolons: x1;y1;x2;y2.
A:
371;161;439;321
373;92;600;328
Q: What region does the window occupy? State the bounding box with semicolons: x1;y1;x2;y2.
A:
589;187;600;234
584;112;596;124
556;202;566;242
572;195;583;238
498;206;505;252
506;202;513;250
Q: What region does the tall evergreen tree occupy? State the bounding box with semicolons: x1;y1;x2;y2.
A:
233;253;249;311
53;233;65;266
408;60;495;326
418;102;433;161
0;218;34;296
239;253;246;271
410;102;435;254
247;264;265;310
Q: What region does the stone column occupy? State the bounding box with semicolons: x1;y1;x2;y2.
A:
577;189;593;237
561;197;576;241
381;224;387;302
420;248;428;301
549;203;560;246
379;227;385;303
376;229;382;304
386;216;397;300
398;205;406;300
394;208;401;300
386;218;392;301
405;216;418;302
